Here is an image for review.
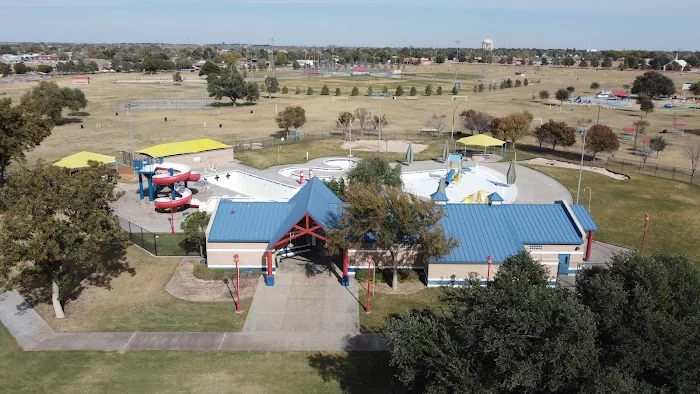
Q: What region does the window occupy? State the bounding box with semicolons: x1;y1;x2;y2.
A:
528;245;543;250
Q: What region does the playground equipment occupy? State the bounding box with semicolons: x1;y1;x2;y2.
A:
136;158;201;211
462;190;489;204
444;153;463;186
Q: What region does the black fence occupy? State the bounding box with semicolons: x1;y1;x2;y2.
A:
118;216;198;256
605;158;700;186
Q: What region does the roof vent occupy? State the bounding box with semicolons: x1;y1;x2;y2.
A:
230;210;236;215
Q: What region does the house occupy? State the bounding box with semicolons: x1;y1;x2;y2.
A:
350;65;369;76
205;178;598;287
295;59;315;68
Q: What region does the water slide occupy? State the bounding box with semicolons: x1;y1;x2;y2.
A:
142;162;201;210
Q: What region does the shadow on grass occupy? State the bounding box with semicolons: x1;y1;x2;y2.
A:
54;117;84;126
209;101;257;108
307;335;395;394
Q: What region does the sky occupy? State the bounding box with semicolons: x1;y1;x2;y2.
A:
1;0;698;50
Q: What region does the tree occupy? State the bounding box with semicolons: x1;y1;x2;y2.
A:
351;86;359;96
576;253;700;392
459;109;491;134
631;71;676;98
436;86;443;95
395;85;404;96
198;60;221;76
371;114;388;130
514;80;522;87
637;94;655;115
590;58;600;68
382;86;389;95
649;135;667;157
0;62;12;76
246;81;259;102
424;85;433;96
409;86;417;96
335;88;341;96
295;86;301;94
524;78;529;86
36;64;53;74
534;120;576;151
206;67;248;105
180;212;211;257
320;84;330;95
684;144;700;178
451;86;459;95
292;60;301;70
0;98;53;186
435;55;445;64
602;57;613;68
323;178;346;198
346;155;402;188
20;81;88;124
579;59;589;68
563;57;576;67
478;83;485;92
555;88;571;111
539;89;550;102
264;76;278;98
490;112;532;148
306;86;314;95
282;86;289;94
367;86;373;96
13;62;29;74
566;85;576;93
172;71;182;85
274;52;287;66
385;251;597;393
632;118;650;150
327;183;456;290
0;164;127;318
585;124;620;160
276;105;306;132
689;82;700;96
425;114;447;135
336;111;355;136
354;108;370;132
590;82;601;92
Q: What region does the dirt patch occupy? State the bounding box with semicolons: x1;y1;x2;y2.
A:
341;139;427;153
523;158;629;180
165;259;259;302
359;280;428;295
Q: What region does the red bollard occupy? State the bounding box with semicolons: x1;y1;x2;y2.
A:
299;171;305;185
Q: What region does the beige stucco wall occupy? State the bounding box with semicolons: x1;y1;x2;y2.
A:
428;263;499;282
525;244;584;273
206;241;268;269
347;248;425;269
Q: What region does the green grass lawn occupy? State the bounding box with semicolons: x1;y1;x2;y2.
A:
359;288;446;333
0;324;392;393
530;166;700;261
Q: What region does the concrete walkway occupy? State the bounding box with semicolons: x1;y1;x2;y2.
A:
0;290;383;352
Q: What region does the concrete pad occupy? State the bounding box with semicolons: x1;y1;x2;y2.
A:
242;312;285;332
271;274;293;286
322;297;347;314
31;332;134;351
286;298;321;314
252;298;288;313
126;332;225;350
0;291;56;350
321;312;350;332
291;275;329;286
282;312;322;332
288;285;325;299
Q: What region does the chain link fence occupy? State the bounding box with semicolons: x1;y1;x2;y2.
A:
605;158;700;186
118;216;198;256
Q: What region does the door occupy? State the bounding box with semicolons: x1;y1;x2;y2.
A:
558;254;571;275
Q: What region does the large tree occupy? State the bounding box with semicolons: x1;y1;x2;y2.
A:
327;183;456;290
0;61;13;75
689;82;700;96
246;81;259;103
426;114;447;135
0;98;53;186
576;253;700;392
459;109;491;134
684;144;700;178
534;120;576;151
384;251;598;393
264;76;278;98
354;108;371;133
180;211;211;257
0;164;127;318
206;67;248;105
631;71;676;98
490;111;532;149
275;105;306;133
555;88;571;111
198;60;221;76
632;118;650;150
336;111;355;137
636;93;655;116
346;155;402;188
20;81;88;124
585;124;620;160
538;89;550;102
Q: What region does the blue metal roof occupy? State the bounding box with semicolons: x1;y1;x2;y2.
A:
208;201;293;242
431;190;449;201
437;203;586;264
571;205;599;232
488;192;504;202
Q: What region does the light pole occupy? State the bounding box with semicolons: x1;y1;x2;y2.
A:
640;214;650;255
234;254;242;313
271;38;275;78
575;128;587;204
451;105;457;140
583;187;592;212
125;103;136;165
373;96;385;152
454;40;461;88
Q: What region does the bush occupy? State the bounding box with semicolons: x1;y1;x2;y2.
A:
409;86;417;96
436;86;443;95
452;86;459;95
282;86;288;94
321;84;330;95
306;87;314;95
351;86;359;96
395;85;404;96
295;86;301;94
335;87;341;96
193;265;234;281
355;268;368;282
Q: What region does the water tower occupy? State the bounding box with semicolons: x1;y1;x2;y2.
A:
481;39;494;63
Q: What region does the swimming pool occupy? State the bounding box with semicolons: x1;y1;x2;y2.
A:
204;171;299;201
278;157;358;180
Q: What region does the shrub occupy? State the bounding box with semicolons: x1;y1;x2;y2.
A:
321;84;330;95
436;86;443;95
351;86;359;96
306;87;314;95
451;86;459;95
396;85;404;96
409;86;417;96
355;268;368;282
193;265;234;281
380;268;420;284
295;86;301;94
282;86;289;94
335;87;341;96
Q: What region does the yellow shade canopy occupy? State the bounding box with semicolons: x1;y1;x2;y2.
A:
137;138;230;158
54;151;117;169
456;134;505;147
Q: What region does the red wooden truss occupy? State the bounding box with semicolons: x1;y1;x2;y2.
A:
271;214;327;249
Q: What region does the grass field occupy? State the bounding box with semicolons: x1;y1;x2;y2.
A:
1;64;698;170
0;324;392;393
530;166;700;260
359;288;446;332
35;247;251;332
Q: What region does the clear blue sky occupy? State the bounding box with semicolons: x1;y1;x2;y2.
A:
2;0;697;50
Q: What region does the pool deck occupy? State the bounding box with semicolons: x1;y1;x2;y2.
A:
112;157;572;233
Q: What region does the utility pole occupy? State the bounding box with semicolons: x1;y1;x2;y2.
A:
454;40;461;88
271;38;275;78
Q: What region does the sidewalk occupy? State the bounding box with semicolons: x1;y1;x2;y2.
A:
0;290;384;352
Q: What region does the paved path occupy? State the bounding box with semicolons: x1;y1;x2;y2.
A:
0;289;383;352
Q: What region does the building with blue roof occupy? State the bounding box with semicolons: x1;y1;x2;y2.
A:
205;176;598;288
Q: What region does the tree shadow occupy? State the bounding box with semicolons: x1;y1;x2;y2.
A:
307;335;395;394
67;111;90;117
209;101;257;108
54;117;83;126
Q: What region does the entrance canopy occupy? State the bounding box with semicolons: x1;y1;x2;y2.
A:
54;151;117;169
457;134;505;147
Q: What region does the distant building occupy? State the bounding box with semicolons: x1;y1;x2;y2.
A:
72;76;90;85
350;65;369;76
295;59;315;68
664;53;688;71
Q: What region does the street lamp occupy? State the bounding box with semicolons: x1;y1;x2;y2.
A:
373;96;385;152
583;187;592;212
575;128;588;204
640;214;651;255
454;40;461;88
125;103;137;166
234;254;242;313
